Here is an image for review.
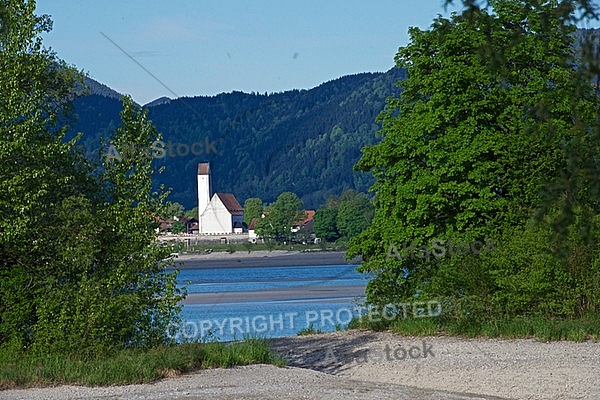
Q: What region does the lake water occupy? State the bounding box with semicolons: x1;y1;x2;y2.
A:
171;264;368;342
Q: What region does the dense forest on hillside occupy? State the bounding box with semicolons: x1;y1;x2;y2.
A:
69;28;598;210
70;68;405;209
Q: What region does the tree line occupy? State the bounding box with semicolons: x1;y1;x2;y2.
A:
0;0;182;355
242;189;374;244
348;0;600;322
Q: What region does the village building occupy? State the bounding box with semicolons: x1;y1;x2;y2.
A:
248;210;316;243
197;162;245;234
248;217;260;243
291;210;315;234
156;216;198;235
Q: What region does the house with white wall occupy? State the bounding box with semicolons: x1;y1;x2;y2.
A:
248;217;260;242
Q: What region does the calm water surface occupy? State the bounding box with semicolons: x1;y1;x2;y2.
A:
174;264;368;342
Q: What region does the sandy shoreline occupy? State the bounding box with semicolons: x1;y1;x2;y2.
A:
182;284;366;304
171;250;360;269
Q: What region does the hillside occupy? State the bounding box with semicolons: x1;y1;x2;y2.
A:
70;67;405;209
69;28;600;210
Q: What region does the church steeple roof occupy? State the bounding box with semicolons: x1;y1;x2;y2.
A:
197;162;210;175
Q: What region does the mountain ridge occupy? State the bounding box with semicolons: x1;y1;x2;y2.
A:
74;26;599;210
72;67;405;209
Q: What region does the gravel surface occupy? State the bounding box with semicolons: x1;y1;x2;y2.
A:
0;365;505;400
2;330;598;400
270;331;600;400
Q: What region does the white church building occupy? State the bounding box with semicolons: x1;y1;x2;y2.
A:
197;162;245;234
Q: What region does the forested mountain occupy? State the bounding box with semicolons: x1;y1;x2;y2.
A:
70;67;405;209
81;77;123;100
70;28;599;210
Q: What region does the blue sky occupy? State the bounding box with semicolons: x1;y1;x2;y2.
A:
37;1;598;105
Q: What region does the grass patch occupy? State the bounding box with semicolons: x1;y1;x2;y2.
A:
0;338;285;389
345;312;600;342
296;324;323;336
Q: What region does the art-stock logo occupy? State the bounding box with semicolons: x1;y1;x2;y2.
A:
104;137;217;163
318;341;434;366
386;236;498;261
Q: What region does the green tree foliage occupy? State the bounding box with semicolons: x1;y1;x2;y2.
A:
49;97;183;355
256;192;304;242
243;197;264;225
0;1;182;355
171;221;186;234
348;0;600;318
0;0;86;351
313;208;340;242
184;207;198;219
314;190;373;243
336;190;374;240
161;201;185;219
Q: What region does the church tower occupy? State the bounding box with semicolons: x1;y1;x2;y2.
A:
197;162;212;222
